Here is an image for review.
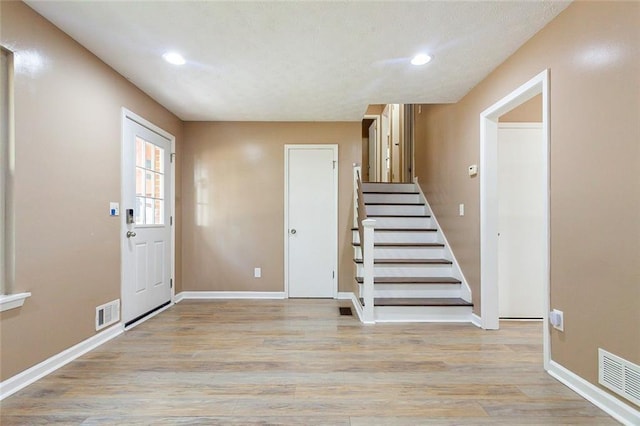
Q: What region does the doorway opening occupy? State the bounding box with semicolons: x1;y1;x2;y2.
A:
362;104;413;183
479;70;550;369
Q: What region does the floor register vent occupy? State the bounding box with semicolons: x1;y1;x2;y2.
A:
598;348;640;407
96;299;120;331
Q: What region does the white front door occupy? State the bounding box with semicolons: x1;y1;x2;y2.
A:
285;145;337;298
498;123;545;318
122;114;172;324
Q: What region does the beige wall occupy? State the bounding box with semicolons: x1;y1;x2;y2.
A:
0;2;183;380
499;93;542;122
181;122;360;295
413;0;639;399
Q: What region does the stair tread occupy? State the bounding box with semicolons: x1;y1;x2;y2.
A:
359;297;472;307
363;191;419;195
368;214;431;218
352;227;437;232
354;258;452;265
365;202;425;206
352;242;445;247
355;276;461;284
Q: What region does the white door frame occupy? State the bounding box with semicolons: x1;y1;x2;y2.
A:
364;114;380;181
283;144;338;298
479;69;550;369
120;108;176;314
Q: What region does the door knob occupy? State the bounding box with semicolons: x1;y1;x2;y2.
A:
290;229;297;235
126;231;137;238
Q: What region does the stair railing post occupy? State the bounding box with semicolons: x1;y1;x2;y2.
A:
362;218;376;323
353;163;361;228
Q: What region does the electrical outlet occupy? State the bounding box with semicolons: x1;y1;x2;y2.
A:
254;267;261;278
550;309;564;331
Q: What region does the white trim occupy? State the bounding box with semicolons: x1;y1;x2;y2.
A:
497;122;543;129
0;292;30;312
284;144;339;299
0;323;123;400
479;69;551;369
337;292;353;300
174;292;185;303
177;291;286;300
120;109;176;319
548;361;640;426
471;313;482;328
346;291;371;324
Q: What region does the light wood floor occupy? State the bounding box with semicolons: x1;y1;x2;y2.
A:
1;300;616;425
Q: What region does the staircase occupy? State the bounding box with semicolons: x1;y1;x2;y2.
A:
352;173;473;323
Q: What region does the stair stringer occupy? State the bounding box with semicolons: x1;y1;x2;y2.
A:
413;178;472;304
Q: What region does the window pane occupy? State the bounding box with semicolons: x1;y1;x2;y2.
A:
154;199;164;225
135;167;145;197
135;137;145;167
154;172;164;199
154;145;164;173
145;198;154;224
135;197;145;224
145;142;153;169
145;172;155;198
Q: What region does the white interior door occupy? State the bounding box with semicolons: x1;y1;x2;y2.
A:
122;115;172;324
285;145;337;298
498;123;544;318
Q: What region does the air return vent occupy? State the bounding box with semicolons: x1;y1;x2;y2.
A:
599;348;640;407
96;299;120;331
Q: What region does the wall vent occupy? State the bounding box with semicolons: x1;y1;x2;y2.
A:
599;348;640;407
96;299;120;331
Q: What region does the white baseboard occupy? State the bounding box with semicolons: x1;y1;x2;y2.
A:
0;323;124;400
471;313;482;328
336;292;353;300
548;360;640;425
177;291;286;300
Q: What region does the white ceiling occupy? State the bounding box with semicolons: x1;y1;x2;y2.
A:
25;1;570;122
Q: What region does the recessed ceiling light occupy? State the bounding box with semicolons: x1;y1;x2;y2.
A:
162;51;186;65
411;53;432;66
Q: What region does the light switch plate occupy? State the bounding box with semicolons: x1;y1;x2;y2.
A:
254;267;261;278
459;203;465;216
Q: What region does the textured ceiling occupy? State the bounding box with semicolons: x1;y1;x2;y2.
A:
25;1;570;121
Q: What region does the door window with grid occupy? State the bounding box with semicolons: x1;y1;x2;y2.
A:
135;137;165;225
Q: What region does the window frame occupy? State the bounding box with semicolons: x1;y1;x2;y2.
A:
1;46;30;311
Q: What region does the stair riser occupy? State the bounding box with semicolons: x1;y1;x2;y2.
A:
374;305;472;322
359;283;462;298
365;205;427;216
367;217;432;228
353;231;438;244
363;193;421;204
356;265;454;277
355;247;445;258
362;183;416;192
